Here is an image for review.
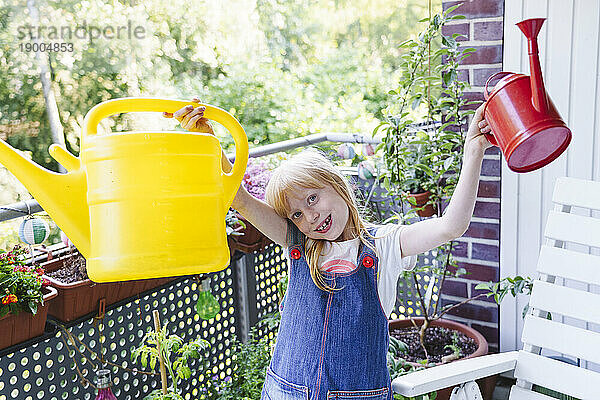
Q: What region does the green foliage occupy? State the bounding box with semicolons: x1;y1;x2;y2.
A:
202;317;276;400
376;5;476;201
131;324;209;399
476;276;535;318
0;245;47;317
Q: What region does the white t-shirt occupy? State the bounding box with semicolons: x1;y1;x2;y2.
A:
285;223;417;317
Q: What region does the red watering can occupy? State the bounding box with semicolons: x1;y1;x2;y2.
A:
483;18;572;173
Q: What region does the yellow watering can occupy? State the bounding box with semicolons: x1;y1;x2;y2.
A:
0;98;248;282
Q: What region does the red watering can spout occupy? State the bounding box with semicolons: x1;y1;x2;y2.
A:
516;18;549;114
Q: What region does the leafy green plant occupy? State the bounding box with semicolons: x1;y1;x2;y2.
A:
131;324;209;400
374;5;485;361
374;4;476;207
0;245;49;317
476;276;535;318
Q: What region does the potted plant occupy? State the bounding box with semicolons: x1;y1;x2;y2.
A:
42;245;177;322
372;6;496;400
0;246;57;350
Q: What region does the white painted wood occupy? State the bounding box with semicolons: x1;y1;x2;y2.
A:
537;246;600;284
509;385;564;400
391;351;519;397
552;177;600;209
544;210;600;247
500;0;525;353
514;351;600;399
528;280;600;325
521;315;600;364
567;0;600;181
500;0;600;352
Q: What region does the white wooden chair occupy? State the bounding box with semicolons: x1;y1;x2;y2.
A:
392;177;600;400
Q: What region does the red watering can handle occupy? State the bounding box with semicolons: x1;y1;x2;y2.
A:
483;72;514;147
484;71;513;99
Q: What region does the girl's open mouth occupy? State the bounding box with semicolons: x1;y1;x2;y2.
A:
315;215;332;233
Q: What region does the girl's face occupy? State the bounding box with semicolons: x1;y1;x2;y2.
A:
286;185;352;241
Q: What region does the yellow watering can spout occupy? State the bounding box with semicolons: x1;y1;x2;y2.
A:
0;140;91;256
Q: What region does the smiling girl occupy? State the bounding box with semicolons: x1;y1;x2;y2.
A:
167;99;492;400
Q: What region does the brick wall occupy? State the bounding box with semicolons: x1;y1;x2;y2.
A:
441;0;504;353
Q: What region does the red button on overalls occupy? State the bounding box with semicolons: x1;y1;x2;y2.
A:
290;248;301;260
362;256;374;268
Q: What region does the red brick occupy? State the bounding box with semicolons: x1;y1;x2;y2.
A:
442;23;470;41
451;240;468;257
452;262;499;282
478;180;500;198
462;45;503;65
481;158;500;176
441;279;468;298
473;67;503;87
473;201;500;219
472;243;499;262
443;0;504;19
474;21;504;41
465;222;499;240
441;299;498;323
471;323;499;345
461;91;485;110
457;69;470;84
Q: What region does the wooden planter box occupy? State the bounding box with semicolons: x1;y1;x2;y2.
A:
389;318;496;400
42;254;176;322
0;286;58;351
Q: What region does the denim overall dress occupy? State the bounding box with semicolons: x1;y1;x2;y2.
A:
261;223;392;400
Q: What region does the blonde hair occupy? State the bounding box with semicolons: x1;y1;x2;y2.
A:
265;149;375;292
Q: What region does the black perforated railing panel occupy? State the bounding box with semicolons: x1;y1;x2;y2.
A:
0;269;238;400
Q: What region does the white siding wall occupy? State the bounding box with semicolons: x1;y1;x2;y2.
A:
501;0;600;352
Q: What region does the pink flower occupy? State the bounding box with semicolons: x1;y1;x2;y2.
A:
242;159;271;201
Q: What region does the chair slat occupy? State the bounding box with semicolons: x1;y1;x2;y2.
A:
529;281;600;325
509;386;558;400
544;210;600;248
521;315;600;364
553;177;600;210
514;351;600;399
537;246;600;285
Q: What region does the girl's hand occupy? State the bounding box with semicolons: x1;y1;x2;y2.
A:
163;97;214;134
465;104;493;153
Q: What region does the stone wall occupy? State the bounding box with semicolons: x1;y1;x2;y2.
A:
441;0;504;352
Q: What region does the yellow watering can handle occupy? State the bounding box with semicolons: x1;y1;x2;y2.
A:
82;97;249;211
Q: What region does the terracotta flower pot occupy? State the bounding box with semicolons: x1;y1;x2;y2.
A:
406;191;437;217
41;253;176;322
389;318;496;400
0;286;58;351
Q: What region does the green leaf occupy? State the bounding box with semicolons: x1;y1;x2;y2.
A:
444;4;463;16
